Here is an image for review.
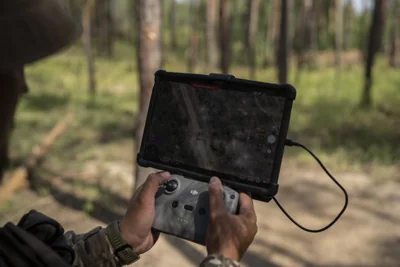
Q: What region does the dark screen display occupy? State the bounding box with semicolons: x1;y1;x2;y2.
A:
143;81;286;184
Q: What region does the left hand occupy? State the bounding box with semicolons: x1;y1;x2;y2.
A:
119;171;171;254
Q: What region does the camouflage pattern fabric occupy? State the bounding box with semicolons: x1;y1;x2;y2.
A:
65;226;240;267
65;227;121;267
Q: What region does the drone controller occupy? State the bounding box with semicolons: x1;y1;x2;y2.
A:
142;71;347;238
153;174;239;245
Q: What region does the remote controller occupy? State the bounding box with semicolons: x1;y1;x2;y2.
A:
153;174;239;245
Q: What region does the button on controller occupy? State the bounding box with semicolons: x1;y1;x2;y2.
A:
184;205;194;211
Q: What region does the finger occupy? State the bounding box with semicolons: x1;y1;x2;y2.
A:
238;192;256;221
208;176;226;219
139;172;171;201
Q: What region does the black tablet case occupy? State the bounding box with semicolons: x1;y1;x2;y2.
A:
137;70;296;202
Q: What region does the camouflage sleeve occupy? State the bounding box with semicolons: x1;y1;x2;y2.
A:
63;227;238;267
64;227;123;267
199;254;240;267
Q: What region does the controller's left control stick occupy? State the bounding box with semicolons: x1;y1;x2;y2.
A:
165;179;179;193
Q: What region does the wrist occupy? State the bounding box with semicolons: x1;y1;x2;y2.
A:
119;221;142;254
105;221;140;265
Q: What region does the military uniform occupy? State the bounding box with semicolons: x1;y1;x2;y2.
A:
0;210;240;267
65;226;240;267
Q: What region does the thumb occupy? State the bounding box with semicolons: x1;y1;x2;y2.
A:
139;172;171;203
208;176;225;219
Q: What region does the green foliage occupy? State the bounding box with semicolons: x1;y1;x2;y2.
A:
9;44;399;181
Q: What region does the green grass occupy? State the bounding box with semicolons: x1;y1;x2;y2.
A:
8;43;400;181
287;62;400;167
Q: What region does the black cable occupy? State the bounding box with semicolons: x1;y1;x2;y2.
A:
272;139;349;233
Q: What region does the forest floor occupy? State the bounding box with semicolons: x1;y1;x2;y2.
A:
0;46;399;266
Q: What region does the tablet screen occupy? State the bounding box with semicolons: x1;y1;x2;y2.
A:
142;80;287;184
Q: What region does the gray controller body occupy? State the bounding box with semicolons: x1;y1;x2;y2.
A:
153;174;239;245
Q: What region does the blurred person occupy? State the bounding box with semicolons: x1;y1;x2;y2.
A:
0;1;258;267
0;0;81;181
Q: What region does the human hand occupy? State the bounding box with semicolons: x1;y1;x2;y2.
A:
119;171;171;254
205;177;258;261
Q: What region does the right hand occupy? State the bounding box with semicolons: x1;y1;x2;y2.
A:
205;176;258;261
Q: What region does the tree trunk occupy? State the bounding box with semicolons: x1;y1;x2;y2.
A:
260;0;269;68
361;0;387;108
388;0;399;68
170;0;178;51
83;0;96;96
328;1;335;50
335;0;343;74
246;0;260;79
359;1;371;61
343;0;354;50
135;0;162;189
294;0;312;72
198;0;208;70
206;0;219;72
219;0;232;74
187;1;199;72
160;0;165;67
95;0;114;57
271;0;280;64
105;0;113;57
309;0;318;69
233;0;247;65
243;1;251;65
277;0;289;84
287;0;294;63
293;0;303;74
318;0;330;50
